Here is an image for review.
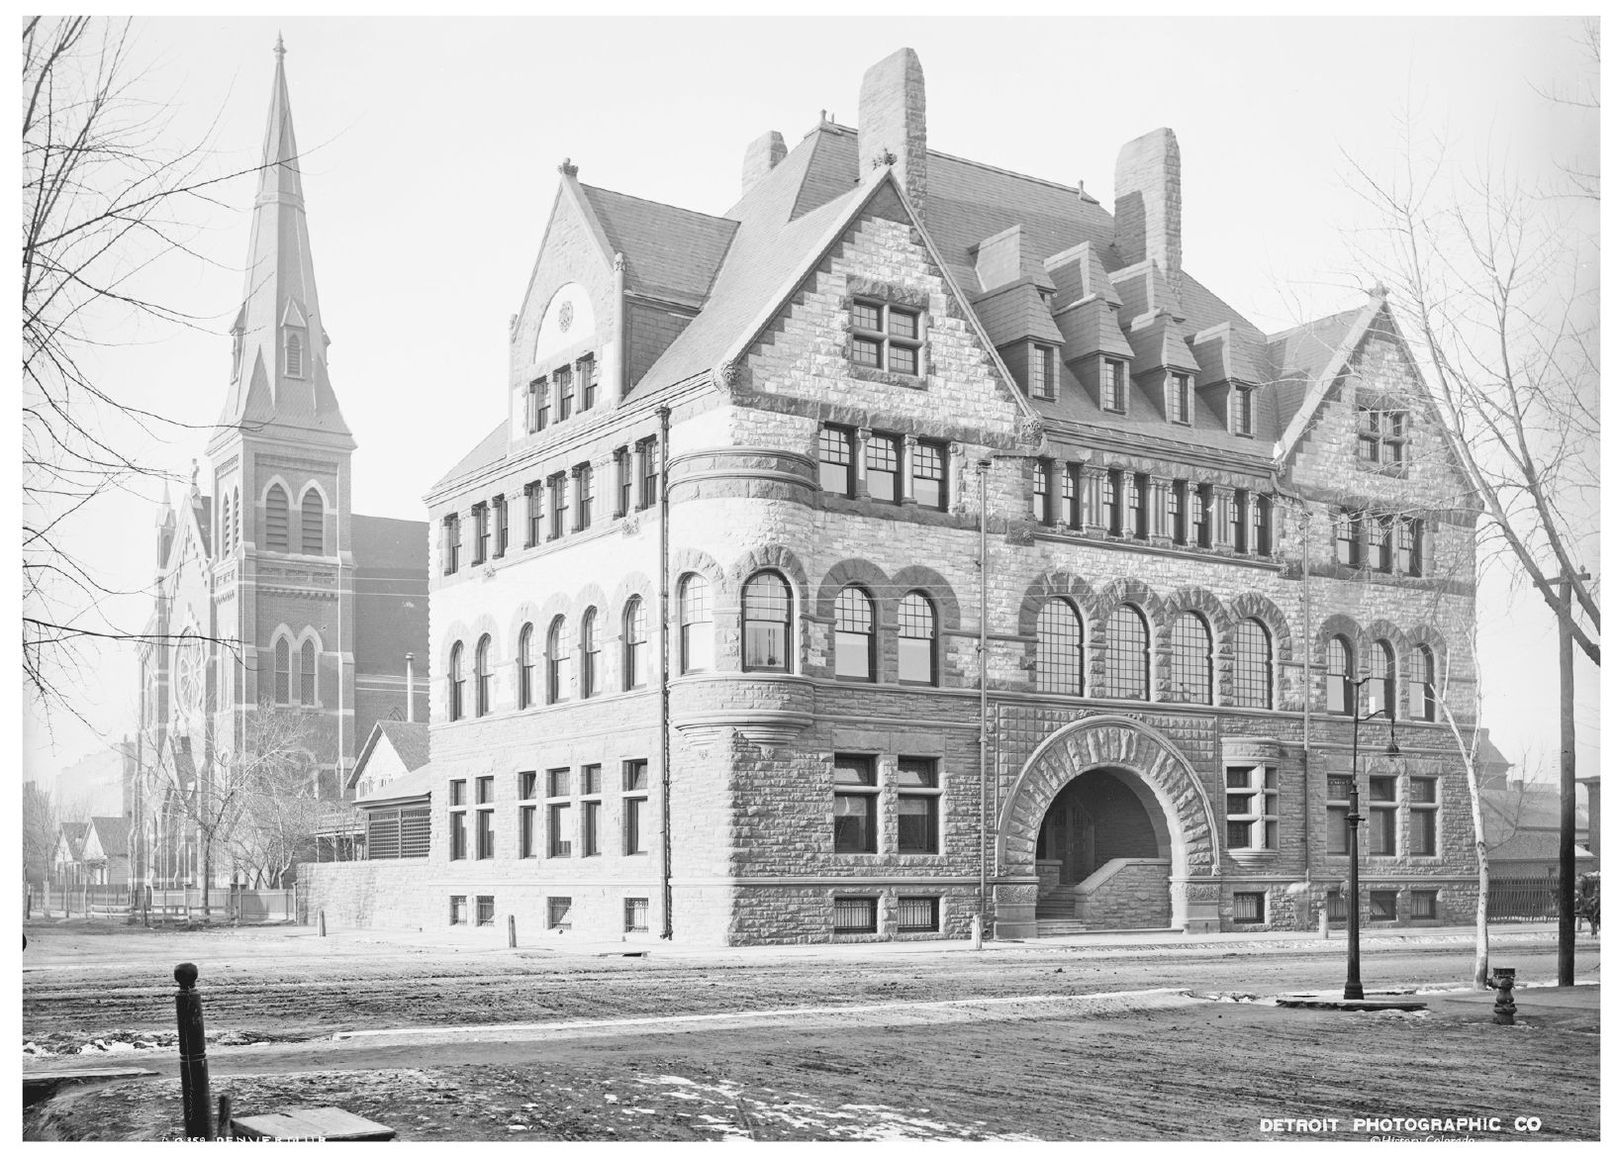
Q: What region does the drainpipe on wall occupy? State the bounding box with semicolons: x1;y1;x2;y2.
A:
405;653;415;723
613;254;628;404
975;457;992;929
1299;505;1314;880
657;404;673;940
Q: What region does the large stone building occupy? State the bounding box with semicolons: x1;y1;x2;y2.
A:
133;41;429;889
307;47;1481;945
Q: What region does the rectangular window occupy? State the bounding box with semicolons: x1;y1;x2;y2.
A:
1032;459;1051;525
1326;774;1352;855
535;376;550;431
471;501;489;565
1169;481;1187;545
1230;385;1254;436
833;895;878;934
1131;473;1148;539
575;463;593;531
896;896;940;932
578;356;597;411
1168;372;1192;425
547;896;572;930
548;472;567;540
450;895;466;925
442;514;461;575
1194;484;1212;548
1372;515;1394;573
1410;890;1438;921
1369;891;1398;922
833;754;878;854
1225;766;1279;851
1030;343;1055;400
1357;406;1409;473
895;758;940;854
867;434;901;503
581;800;601;857
1062;463;1079;527
1398;518;1423;576
1255;495;1272;556
818;426;854;496
622;758;649;856
614;447;632;517
518;770;538;859
1104;470;1124;536
1367;775;1397;856
1101;358;1125;413
912;441;946;510
1233;891;1266;924
555;365;574;421
450;811;467;862
1409;776;1438;857
624;897;650;934
547;767;572;857
492;495;508;558
1335;510;1361;567
524;481;543;547
637;438;660;509
476;895;494;927
474;775;494;859
850;299;922;376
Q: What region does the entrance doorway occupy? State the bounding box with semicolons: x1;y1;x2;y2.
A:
1034;767;1172;930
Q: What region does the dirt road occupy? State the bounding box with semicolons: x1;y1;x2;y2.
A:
22;924;1600;1141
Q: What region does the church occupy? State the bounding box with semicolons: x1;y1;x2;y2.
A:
303;47;1482;946
132;40;429;890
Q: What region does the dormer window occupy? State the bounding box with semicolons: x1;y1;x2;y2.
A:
1168;373;1192;425
284;330;304;378
1357;404;1408;474
1229;384;1254;436
1101;359;1126;414
851;299;923;376
1030;343;1056;400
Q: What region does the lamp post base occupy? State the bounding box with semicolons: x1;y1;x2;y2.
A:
1343;980;1364;1000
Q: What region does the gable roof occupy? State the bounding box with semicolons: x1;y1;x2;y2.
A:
432;419;507;491
348;719;431;791
88;816;130;858
579;184;737;306
352;760;434;806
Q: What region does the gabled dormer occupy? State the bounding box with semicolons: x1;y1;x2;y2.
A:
1045;243;1132;415
1191;322;1266;440
970;226;1065;401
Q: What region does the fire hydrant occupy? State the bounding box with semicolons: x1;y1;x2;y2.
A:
1484;966;1517;1026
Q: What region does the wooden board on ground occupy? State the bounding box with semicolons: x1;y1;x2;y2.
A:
23;1067;159;1107
231;1106;396;1141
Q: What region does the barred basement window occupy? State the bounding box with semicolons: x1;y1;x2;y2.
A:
1225;766;1278;851
1369;891;1398;921
547;896;572;929
450;895;466;925
833;895;878;934
1326;774;1352;855
266;485;290;552
850;299;922;375
518;770;538;858
895;758;940;854
624;897;650;934
1410;890;1438;920
817;426;854;496
1367;776;1397;856
1409;777;1439;857
1169;612;1213;705
1036;599;1084;695
833;586;876;681
897;592;937;685
1233;891;1265;923
911;441;947;509
833;754;878;854
1232;619;1273;709
896;896;940;932
867;434;901;503
476;896;494;927
1104;604;1150;701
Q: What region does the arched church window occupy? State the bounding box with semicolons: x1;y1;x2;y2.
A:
299;639;317;705
301;489;324;553
285;331;304;378
265;485;290;551
274;637;291;705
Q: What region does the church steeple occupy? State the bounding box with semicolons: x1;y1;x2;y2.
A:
218;38;352;442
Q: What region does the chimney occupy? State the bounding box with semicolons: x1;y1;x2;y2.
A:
858;48;927;219
1113;127;1182;289
404;652;415;723
741;130;787;196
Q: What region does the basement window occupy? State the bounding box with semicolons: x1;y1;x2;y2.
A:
1233;891;1266;924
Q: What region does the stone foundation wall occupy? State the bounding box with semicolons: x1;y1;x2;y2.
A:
1072;858;1171;929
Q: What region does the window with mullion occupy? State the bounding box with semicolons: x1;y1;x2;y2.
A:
833;754;878;854
911;441;946;509
1169;372;1192;425
556;365;574;421
524;481;543;547
575;463;593;531
1036;599;1084;695
1032;459;1051;525
548;473;567;539
579;356;597;410
1326;636;1353;714
1367;775;1397;855
850;299;922;376
866;434;901;503
1104;604;1150;701
492;495;508;558
1231;619;1272;709
897;592;938;685
1225;765;1278;850
895;757;940;854
1326;774;1352;854
546;616;571;703
472;502;489;565
614;447;632;517
1409;776;1439;856
1169;613;1213;705
818;426;854;496
534;376;550;431
833;586;876;681
742;571;792;671
679;574;713;673
623;597;648;690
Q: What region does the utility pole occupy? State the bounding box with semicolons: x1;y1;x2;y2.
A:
1556;570;1587;987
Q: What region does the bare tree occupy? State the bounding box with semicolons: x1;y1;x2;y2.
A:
229;739;350;889
22;783;59;888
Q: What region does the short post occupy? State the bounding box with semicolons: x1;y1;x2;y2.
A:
24;885;31;921
174;963;212;1139
318;909;327;938
1485;966;1518;1026
970;914;983;950
217;1094;233;1140
1318;908;1329;939
507;914;517;949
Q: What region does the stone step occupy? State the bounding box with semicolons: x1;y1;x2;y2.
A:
1037;919;1091;936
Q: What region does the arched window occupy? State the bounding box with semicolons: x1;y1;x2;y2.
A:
743;571;792;671
547;616;571;703
265;485;290;551
1104;605;1150;701
299;639;317;705
833;586;875;681
1036;599;1084;694
678;575;712;673
1326;635;1353;714
517;624;535;709
897;592;937;685
220;493;232;553
1232;619;1273;709
274;637;291;705
580;608;600;698
623;598;647;690
1416;644;1437;722
449;641;465;721
285;331;303;377
301;489;324;554
475;634;492;716
1369;640;1396;719
1169;612;1212;705
231;487;240;551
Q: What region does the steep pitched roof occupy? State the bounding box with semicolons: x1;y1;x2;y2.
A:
352;761;434;806
579;185;737;306
432;420;507;490
348;719;431;792
1271;298;1383;462
88;816;130;858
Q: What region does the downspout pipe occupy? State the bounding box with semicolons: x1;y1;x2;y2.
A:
657;404;673;940
975;457;991;929
1299;505;1314;880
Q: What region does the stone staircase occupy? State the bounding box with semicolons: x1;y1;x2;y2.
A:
1035;885;1089;935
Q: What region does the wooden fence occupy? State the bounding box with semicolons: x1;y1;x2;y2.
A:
24;884;296;923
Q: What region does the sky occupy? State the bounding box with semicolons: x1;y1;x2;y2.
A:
19;13;1600;792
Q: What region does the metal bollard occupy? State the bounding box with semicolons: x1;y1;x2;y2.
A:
174;963;212;1138
1484;966;1518;1026
508;914;517;949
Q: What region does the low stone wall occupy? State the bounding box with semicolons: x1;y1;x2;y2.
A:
297;861;441;931
1071;858;1172;929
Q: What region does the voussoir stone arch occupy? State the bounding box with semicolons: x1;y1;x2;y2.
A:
727;544;810;601
1091;577;1168;632
888;564;962;632
1315;613;1368;672
997;715;1222;932
1015;571;1100;636
1361;618;1411;654
815;558;893;621
608;572;656;641
670;546;726;595
573;581;609;621
1227;591;1294;661
1161;586;1233;636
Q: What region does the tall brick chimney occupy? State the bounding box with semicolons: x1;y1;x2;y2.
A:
741;130;787;196
1113;127;1182;289
858;48;927;219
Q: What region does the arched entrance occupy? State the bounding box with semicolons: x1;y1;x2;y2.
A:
995;716;1222;938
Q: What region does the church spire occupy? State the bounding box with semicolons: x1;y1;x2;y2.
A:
218;37;352;443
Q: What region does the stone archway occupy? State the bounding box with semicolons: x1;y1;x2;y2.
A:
995;716;1222;938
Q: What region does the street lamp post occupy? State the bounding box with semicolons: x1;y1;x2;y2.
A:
1344;673;1400;1001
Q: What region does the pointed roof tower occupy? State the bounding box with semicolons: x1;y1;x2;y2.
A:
218;37;352;442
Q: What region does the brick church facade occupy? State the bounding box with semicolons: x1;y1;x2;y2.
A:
307;47;1481;945
133;42;429;889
